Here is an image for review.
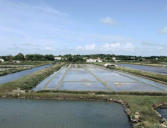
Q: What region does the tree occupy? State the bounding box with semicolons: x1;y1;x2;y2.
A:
1;55;13;61
14;53;25;61
45;55;54;61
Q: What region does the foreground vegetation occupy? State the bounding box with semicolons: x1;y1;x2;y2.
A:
0;63;63;92
0;91;166;128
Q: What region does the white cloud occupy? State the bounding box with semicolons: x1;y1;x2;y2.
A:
101;17;117;25
45;47;55;51
103;42;121;49
76;44;96;51
160;26;167;34
85;44;96;50
124;42;135;51
20;3;67;16
76;42;135;55
76;46;83;50
102;42;134;52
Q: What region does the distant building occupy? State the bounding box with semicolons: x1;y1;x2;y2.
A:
112;57;120;62
86;58;102;63
86;59;96;63
131;57;136;60
155;58;159;60
97;58;103;63
54;56;62;61
0;58;4;63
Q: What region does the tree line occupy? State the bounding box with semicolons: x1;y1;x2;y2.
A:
0;53;167;63
0;53;54;61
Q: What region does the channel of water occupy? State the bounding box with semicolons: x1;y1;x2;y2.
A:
0;64;52;85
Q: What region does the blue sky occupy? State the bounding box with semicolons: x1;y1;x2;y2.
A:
0;0;167;56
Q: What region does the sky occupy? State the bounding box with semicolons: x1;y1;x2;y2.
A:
0;0;167;56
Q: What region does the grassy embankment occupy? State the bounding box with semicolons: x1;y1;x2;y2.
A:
1;91;166;128
0;61;53;65
0;61;53;76
110;66;167;85
0;63;63;92
0;66;33;76
118;62;167;68
95;63;167;85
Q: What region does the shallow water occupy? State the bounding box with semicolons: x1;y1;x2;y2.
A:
35;64;167;92
117;64;167;74
0;99;132;128
157;108;167;119
89;66;166;92
0;64;52;85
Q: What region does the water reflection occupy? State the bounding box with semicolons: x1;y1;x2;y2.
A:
0;99;132;128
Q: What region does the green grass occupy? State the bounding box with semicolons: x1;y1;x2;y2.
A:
0;63;63;92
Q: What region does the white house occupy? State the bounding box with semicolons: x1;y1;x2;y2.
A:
96;58;103;63
112;57;120;62
54;56;62;61
86;58;102;63
0;58;4;63
86;59;97;63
